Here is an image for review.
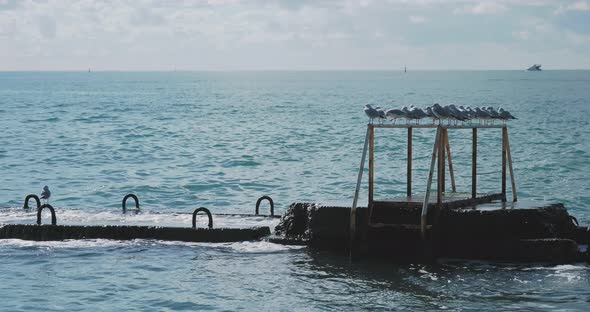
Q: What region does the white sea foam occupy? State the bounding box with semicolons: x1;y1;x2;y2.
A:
0;207;280;229
225;240;306;253
0;237;304;253
0;238;135;249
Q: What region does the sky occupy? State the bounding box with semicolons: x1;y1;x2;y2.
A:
0;0;589;70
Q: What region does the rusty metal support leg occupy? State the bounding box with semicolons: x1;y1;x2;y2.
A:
505;128;517;202
407;127;412;198
421;127;441;238
441;129;446;195
438;128;444;206
368;125;375;221
502;127;507;202
350;125;371;240
472;128;477;199
444;129;456;193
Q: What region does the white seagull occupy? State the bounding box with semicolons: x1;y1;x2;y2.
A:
364;104;380;123
385;108;405;124
498;108;517;122
40;185;51;204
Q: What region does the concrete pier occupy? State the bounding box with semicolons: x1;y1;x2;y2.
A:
274;202;582;263
0;224;271;243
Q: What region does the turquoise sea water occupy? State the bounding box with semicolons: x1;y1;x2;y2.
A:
1;71;590;310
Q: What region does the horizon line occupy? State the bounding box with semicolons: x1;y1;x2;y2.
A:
1;68;589;72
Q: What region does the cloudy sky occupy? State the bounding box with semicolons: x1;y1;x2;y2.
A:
1;0;589;70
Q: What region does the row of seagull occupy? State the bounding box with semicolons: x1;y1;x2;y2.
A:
364;104;517;125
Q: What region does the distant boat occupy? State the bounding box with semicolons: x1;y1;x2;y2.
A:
527;64;542;71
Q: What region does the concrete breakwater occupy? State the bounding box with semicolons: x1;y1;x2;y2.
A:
1;200;273;243
0;224;271;243
3;200;589;263
273;202;586;263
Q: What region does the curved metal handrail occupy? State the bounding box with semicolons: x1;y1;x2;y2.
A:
37;204;56;225
192;207;213;229
24;194;41;210
122;194;140;213
255;195;274;217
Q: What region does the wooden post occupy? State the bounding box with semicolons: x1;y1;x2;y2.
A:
441;129;446;194
505;128;518;202
407;127;412;198
350;125;371;241
437;128;444;206
421;127;441;238
368;125;375;220
503;128;508;197
472;128;477;199
444;130;456;193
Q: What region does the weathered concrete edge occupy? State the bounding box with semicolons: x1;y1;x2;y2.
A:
0;224;271;243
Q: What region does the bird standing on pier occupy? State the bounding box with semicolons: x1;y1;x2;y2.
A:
425;107;437;124
362;103;516;125
385;108;405;124
410;107;427;124
473;107;489;124
432;103;451;124
376;107;386;124
40;185;51;204
498;108;517;122
364;104;380;124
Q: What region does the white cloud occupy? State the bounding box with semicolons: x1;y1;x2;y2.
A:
453;1;507;15
0;0;588;70
555;0;590;14
409;15;427;23
512;30;529;40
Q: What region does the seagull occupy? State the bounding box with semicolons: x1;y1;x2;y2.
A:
40;185;51;204
457;105;472;123
486;106;500;118
464;106;476;120
425;106;438;124
401;106;414;124
385;108;405;124
364;104;380;123
474;107;491;124
498;108;517;122
376;107;386;124
410;107;427;124
432;103;451;124
448;104;468;123
485;106;500;123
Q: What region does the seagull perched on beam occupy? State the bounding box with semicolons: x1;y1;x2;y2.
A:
364;104;380;124
385;108;405;124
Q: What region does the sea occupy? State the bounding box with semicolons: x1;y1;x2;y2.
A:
1;71;589;310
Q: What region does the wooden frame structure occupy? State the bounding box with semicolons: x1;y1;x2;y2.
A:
350;124;517;241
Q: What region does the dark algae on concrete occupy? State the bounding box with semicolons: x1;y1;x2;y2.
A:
273;202;584;263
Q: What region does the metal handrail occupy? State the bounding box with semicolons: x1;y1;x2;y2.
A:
192;207;213;229
122;194;140;213
255;196;274;216
37;204;57;225
24;194;41;210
